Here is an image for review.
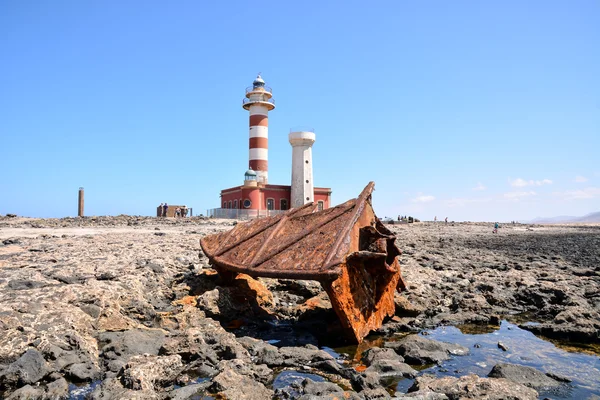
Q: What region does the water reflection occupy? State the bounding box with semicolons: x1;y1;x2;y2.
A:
424;321;600;399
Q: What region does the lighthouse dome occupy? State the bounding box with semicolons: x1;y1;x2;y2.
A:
253;75;265;88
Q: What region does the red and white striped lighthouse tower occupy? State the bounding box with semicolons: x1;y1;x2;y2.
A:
243;75;275;184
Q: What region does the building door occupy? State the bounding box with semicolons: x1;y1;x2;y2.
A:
267;198;274;210
280;199;288;210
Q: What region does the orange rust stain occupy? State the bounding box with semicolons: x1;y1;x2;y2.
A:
203;269;219;276
226;319;245;329
234;273;274;308
354;364;367;372
173;295;198;307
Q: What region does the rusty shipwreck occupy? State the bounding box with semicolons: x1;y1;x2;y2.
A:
200;182;406;343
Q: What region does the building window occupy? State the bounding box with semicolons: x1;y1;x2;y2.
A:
234;199;238;209
228;201;232;209
317;201;324;211
243;199;252;208
223;201;227;208
280;199;288;210
266;198;274;210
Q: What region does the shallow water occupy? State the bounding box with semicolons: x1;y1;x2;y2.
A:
68;380;101;399
62;321;599;399
272;370;326;398
422;321;600;399
330;321;600;399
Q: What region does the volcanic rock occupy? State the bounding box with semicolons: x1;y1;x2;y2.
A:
384;335;468;365
487;362;562;390
407;373;538;399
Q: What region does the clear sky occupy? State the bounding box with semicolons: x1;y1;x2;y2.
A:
1;1;598;222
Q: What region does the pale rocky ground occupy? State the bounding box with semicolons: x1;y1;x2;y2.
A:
0;215;598;399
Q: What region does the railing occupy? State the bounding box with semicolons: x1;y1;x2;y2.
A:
206;208;286;220
246;86;272;94
243;97;275;106
289;126;315;133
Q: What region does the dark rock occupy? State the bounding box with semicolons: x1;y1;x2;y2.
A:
497;342;509;351
359;387;393;399
88;376;159;400
79;304;102;319
96;272;117;281
210;367;273;399
302;378;344;395
99;328;166;365
350;370;382;391
161;318;250;366
216;358;273;385
181;360;218;380
395;294;425;317
46;377;69;399
7;280;48;290
119;354;182;391
487;363;562;390
311;359;343;375
167;381;211;400
384;335;469;365
394;391;448;399
279;346;336;367
362;347;405;365
545;372;571;383
0;349;51;386
67;362;101;382
197;286;252;319
5;384;45;399
408;374;538;399
366;359;417;379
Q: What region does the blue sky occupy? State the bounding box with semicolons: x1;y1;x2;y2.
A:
1;1;598;221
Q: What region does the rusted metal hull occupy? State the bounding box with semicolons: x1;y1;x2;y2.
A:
200;182;406;343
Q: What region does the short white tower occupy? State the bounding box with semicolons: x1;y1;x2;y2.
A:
289;130;316;208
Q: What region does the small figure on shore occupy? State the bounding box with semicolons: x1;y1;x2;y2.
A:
493;222;499;234
434;216;437;223
445;217;448;224
175;207;181;218
159;203;164;217
163;203;168;217
183;206;188;218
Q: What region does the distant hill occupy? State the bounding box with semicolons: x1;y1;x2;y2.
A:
530;211;600;224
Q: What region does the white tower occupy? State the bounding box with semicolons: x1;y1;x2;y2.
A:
289;130;316;208
243;75;275;184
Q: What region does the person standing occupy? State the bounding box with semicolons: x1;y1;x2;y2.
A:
445;217;448;224
493;222;499;234
434;216;437;223
159;203;164;217
163;203;168;218
183;205;188;218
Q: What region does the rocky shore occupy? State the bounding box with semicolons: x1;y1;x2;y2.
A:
0;215;598;399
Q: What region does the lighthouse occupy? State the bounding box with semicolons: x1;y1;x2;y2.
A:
289;130;316;208
243;75;275;184
213;75;331;218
